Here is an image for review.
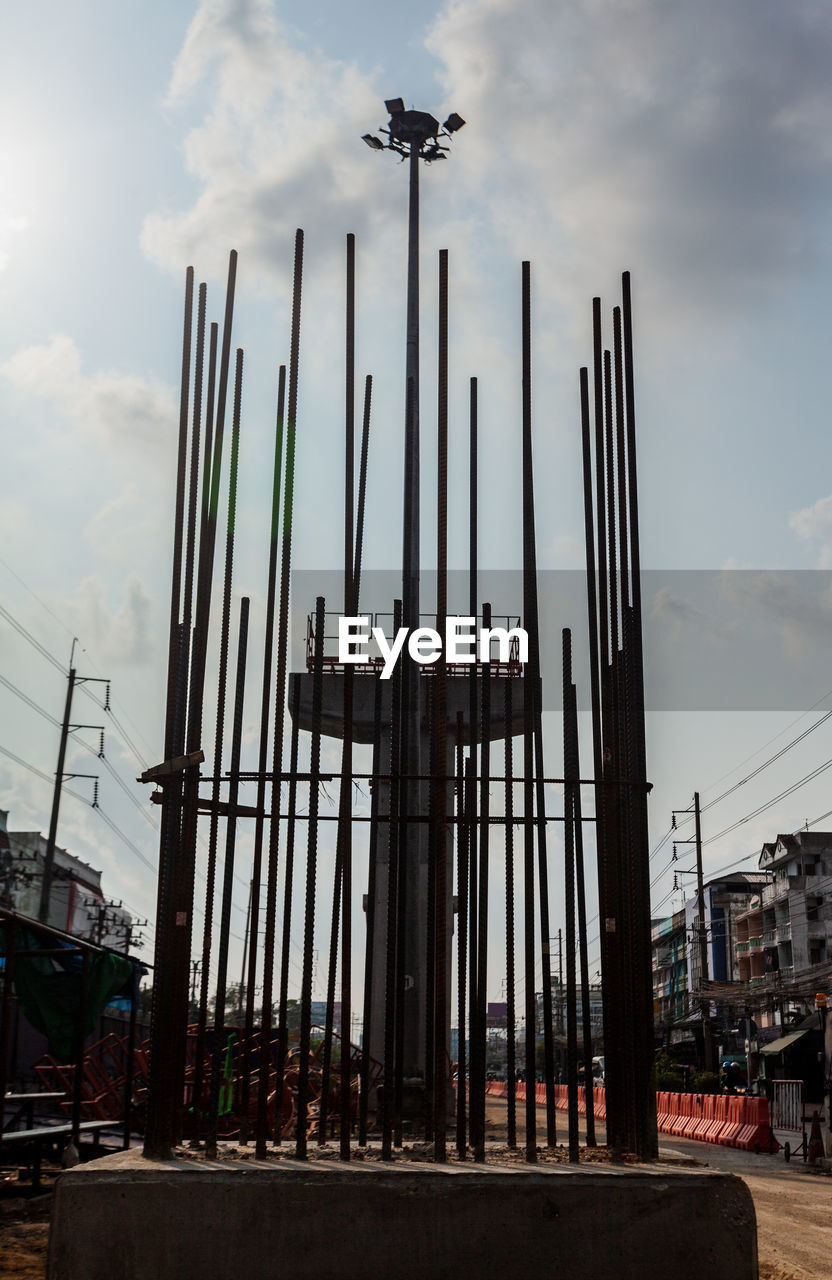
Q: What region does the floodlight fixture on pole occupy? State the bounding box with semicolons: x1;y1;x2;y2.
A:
360;96;465;632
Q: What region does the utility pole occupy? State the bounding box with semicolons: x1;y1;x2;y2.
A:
672;793;714;1073
40;642;109;924
693;792;714;1073
40;665;75;923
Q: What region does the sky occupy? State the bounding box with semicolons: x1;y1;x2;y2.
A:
4;0;832;1014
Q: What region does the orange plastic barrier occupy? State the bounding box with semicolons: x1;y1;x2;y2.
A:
486;1084;776;1153
707;1094;725;1141
691;1094;714;1141
652;1090;780;1152
719;1095;747;1146
734;1096;779;1152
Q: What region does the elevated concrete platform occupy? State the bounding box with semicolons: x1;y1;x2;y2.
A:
47;1147;757;1280
289;670;527;743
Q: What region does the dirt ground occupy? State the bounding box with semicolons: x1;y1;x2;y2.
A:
1;1110;829;1279
0;1182;53;1280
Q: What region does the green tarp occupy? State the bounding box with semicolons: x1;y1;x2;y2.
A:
1;924;134;1063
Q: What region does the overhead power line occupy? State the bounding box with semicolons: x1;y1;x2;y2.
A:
700;708;832;815
702;755;832;848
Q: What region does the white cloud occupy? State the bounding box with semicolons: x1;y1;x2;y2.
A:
789;494;832;567
0;335;177;450
427;0;832;317
141;0;391;284
83;486;160;567
53;574;158;668
141;0;832;335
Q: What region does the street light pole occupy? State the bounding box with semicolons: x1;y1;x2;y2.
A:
362;99;465;1090
404;141;420;636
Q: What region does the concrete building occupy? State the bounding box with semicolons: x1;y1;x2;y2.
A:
685;872;769;992
734;831;832;1021
652;909;688;1033
652;875;767;1061
0;808;133;949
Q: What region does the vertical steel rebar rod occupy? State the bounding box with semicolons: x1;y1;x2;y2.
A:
319;850;343;1142
165;276;206;1102
241;364;286;1144
275;675;302;1144
472;601;491;1162
433;246;449;1160
467;377;478;1030
206;597;249;1157
144;266;193;1158
563;629;579;1163
189;319;220;1143
621;273;657;1159
176;279;206;761
169;254;236;1149
183;257;239;1145
455;710;468;1158
522;667;537;1164
382;601;403;1160
354;368;375;1148
424;688;437;1143
358;675;383;1146
521;260;556;1147
570;679;596;1146
296;596;325;1160
606;314;632;1157
352;375;373;605
339;231;356;1159
257;229;304;1158
607;325;639;1153
504;679;517;1148
591;296;622;1153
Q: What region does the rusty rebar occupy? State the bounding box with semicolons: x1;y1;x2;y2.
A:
358;675;383;1146
275;675;302;1143
296;595;325;1160
241;363;286;1144
570;679;596;1147
433;246;449;1160
563;629;579;1164
206;596;249;1157
455;710;468;1158
382;600;403;1160
144;265;193;1160
258;228;304;1158
521;260;556;1147
472;601;491;1162
504;679;517;1148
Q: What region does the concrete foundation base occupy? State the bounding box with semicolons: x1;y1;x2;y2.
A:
47;1147;757;1280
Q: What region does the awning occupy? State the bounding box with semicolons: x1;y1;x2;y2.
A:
760;1029;809;1055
